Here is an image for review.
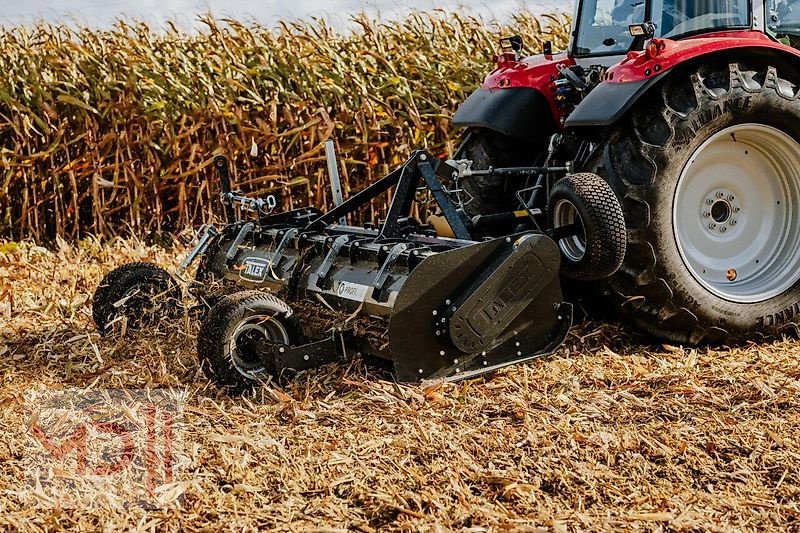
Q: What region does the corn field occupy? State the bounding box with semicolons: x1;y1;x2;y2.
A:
0;11;569;240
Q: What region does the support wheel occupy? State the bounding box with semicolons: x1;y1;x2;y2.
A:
197;291;294;394
548;173;626;281
93;262;182;334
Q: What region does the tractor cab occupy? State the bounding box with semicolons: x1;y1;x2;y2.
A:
571;0;755;58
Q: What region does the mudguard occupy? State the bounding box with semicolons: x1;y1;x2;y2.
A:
564;74;666;128
452;87;557;143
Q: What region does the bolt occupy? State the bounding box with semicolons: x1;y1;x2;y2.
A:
720;226;728;233
482;351;487;356
419;369;424;374
483;361;488;366
706;198;714;206
455;368;460;373
709;223;717;230
453;359;459;364
441;318;446;324
303;355;309;361
382;246;388;251
728;195;735;202
730;219;737;226
517;351;522;356
703;211;711;218
279;347;285;353
432;310;438;316
412;250;418;256
445;299;451;305
452;306;457;312
354;242;359;247
716;191;725;199
727;269;738;281
420;154;427;161
440;351;446;356
506;237;512;243
435;330;441;336
733;206;741;213
516;342;521;347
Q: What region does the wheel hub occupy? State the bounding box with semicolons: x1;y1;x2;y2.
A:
702;189;740;234
228;316;290;379
673;123;800;303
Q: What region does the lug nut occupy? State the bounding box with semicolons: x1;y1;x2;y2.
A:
730;219;737;226
716;191;725;199
734;206;741;213
720;226;728;233
706;198;714;206
727;195;735;201
703;211;711;218
709;223;717;230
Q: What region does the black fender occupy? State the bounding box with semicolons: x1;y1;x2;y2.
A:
564;72;668;129
452;87;557;143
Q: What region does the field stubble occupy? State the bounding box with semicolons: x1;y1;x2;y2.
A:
1;239;799;530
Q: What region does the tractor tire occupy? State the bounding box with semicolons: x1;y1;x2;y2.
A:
197;290;294;394
455;128;541;218
547;173;626;281
600;61;800;344
93;262;182;334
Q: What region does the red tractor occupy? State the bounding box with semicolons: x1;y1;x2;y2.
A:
451;0;800;344
93;0;800;391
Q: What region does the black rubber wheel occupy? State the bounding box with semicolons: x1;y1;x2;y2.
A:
547;173;626;281
599;61;800;343
455;128;542;218
93;262;182;334
197;290;294;394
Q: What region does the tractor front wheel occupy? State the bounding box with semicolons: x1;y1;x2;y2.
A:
602;61;800;343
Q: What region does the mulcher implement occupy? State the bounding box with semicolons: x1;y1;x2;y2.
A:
94;146;624;391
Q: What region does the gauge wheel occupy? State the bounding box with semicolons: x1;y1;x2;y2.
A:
93;262;182;334
197;291;295;394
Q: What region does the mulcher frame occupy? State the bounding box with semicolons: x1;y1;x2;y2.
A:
181;153;576;380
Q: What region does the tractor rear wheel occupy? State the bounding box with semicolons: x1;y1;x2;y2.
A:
601;61;800;343
455;128;542;218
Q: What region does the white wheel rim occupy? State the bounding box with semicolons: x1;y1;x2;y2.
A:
553;198;587;262
228;315;289;379
673;123;800;303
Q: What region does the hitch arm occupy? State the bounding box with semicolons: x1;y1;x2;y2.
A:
213;155;237;224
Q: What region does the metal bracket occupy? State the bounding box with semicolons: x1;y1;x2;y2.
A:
268;227;299;273
315;235;350;287
418;161;472;240
226;222;255;263
374;243;409;290
260;334;345;374
177;224;219;278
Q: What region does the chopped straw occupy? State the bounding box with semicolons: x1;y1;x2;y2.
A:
1;239;799;530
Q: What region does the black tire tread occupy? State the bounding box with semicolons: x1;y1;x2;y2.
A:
603;61;800;344
92;262;181;334
197;290;292;394
549;173;627;281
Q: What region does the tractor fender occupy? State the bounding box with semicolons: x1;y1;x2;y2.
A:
452;51;573;142
566;30;800;129
452;87;558;143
